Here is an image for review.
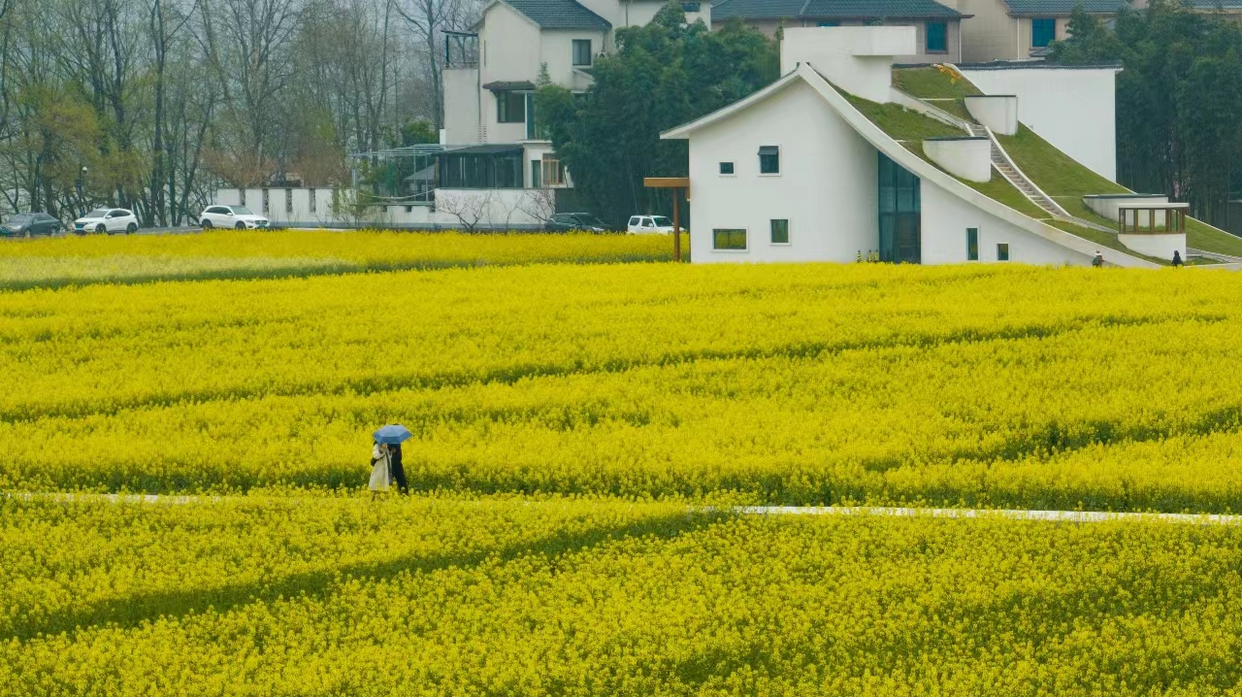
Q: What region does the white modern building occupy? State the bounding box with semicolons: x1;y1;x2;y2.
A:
660;25;1159;266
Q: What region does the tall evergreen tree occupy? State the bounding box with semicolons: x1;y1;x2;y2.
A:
536;6;778;226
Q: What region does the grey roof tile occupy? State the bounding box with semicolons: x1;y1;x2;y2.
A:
503;0;612;29
1000;0;1129;14
713;0;964;20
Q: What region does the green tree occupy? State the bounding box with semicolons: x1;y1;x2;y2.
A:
1050;0;1242;226
536;5;778;226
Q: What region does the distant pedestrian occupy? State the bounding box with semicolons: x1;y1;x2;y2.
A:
1172;250;1184;267
1092;251;1104;268
389;443;409;494
369;440;390;493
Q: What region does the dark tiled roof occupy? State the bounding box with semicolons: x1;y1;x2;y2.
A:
713;0;964;20
483;80;537;91
1000;0;1128;14
503;0;611;29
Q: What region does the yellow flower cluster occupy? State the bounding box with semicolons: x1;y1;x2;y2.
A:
3;494;1242;695
2;254;1241;511
0;230;679;290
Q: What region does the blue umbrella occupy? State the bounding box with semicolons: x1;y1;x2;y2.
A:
373;424;413;445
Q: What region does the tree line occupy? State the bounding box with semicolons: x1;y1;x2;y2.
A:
0;0;475;224
1050;0;1241;227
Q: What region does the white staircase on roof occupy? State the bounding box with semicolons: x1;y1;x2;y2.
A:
964;122;1115;233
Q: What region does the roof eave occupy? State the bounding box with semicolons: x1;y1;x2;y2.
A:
660;69;804;139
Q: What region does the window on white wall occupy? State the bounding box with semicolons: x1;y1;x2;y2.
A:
541;155;565;186
758;146;780;175
572;39;592;67
770;219;789;244
997;243;1010;261
713;228;747;250
285;189;293;214
497;91;526;123
719;162;735;175
309;188;317;213
967;228;978;261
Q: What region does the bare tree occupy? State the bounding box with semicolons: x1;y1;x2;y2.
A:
436;190;492;232
515;188;556;226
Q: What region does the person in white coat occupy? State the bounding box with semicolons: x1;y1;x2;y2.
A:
369;441;391;493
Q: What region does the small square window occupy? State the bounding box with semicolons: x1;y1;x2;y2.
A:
682;1;701;11
713;228;747;250
758;145;780;175
572;39;592;67
719;162;735;175
770;219;789;244
997;242;1010;261
967;227;978;261
926;21;947;53
1032;18;1056;48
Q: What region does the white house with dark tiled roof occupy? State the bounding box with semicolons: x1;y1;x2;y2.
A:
711;0;972;63
440;0;711;199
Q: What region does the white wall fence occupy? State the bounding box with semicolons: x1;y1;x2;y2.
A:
214;187;554;230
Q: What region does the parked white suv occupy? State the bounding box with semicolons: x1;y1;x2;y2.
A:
199;205;270;229
74;208;139;235
627;215;677;234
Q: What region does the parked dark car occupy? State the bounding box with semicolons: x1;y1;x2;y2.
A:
545;212;610;233
0;212;63;238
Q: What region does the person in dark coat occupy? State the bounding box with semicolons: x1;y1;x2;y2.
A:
1172;250;1184;267
389;443;409;494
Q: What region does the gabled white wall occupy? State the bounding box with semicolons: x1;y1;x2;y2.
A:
540;29;611;89
479;3;543;143
959;66;1119;182
687;79;876;263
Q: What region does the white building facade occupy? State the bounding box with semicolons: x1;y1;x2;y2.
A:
661;26;1152;267
442;0;711;196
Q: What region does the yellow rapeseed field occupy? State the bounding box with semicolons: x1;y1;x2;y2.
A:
3;495;1242;695
0;229;678;289
1;235;1240;510
6;232;1242;695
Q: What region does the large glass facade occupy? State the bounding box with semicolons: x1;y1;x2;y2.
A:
438;147;524;188
878;153;921;264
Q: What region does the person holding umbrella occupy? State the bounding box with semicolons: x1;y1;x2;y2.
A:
372;424;413;494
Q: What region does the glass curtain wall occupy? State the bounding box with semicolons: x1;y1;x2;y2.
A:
438;149;524;188
878;153;922;264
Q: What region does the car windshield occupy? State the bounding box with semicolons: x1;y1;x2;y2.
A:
651;216;672;226
85;209;110;218
575;215;605;227
231;206;253;215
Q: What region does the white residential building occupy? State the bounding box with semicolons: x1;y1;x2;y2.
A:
660;26;1158;267
441;0;711;196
